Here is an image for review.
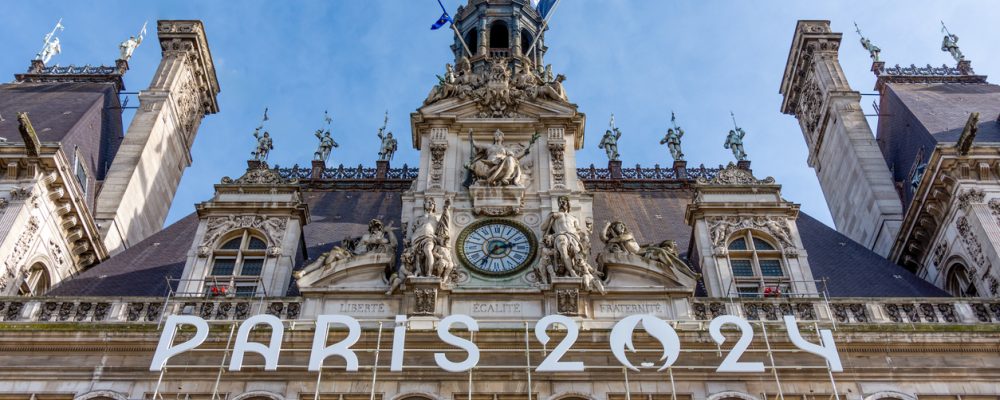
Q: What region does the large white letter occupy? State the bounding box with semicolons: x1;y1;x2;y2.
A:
783;315;843;372
434;314;480;372
150;315;209;371
610;314;680;372
708;315;764;372
534;314;584;372
308;315;361;371
390;315;407;372
229;314;285;371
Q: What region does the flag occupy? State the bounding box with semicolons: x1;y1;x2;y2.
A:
431;0;452;30
431;12;452;30
535;0;556;19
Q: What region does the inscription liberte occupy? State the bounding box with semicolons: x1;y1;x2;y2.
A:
338;303;388;314
598;303;663;314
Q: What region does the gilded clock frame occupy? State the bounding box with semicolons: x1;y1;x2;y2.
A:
456;218;538;276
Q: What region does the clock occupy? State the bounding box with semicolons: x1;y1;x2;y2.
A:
457;219;537;275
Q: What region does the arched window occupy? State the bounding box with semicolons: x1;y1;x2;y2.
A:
727;231;788;298
489;20;509;50
206;230;267;297
464;28;478;55
946;262;978;297
520;28;533;53
18;262;51;296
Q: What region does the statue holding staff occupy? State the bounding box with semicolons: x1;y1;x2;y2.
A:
598;113;622;161
314;110;338;162
377;111;397;161
659;111;685;161
724;112;748;162
119;21;147;61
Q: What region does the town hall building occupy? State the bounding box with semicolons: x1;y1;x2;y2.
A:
0;1;998;400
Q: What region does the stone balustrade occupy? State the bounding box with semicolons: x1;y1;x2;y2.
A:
691;298;1000;325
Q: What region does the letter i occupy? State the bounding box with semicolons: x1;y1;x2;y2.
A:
390;315;407;371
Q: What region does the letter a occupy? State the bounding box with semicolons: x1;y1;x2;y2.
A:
308;315;361;371
230;314;285;371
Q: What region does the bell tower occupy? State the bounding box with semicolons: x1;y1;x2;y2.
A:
779;21;902;257
403;0;594;309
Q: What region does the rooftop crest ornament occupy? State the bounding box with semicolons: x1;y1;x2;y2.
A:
598;113;622;161
724;111;748;162
36;19;65;65
251;108;273;162
940;21;964;63
118;21;147;61
659;111;685;162
854;22;881;62
313;110;338;163
377;110;397;162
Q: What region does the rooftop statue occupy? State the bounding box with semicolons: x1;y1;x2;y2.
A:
251;108;273;162
941;21;964;63
467;129;539;186
118;21;147;61
377;111;398;161
36;19;64;65
854;22;881;62
313;110;338;162
598;113;622;161
724;112;748;162
659;111;685;162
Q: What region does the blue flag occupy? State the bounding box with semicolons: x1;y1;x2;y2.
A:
533;0;556;19
431;12;452;30
431;0;453;30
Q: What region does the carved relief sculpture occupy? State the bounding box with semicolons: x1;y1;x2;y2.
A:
423;57;569;118
296;218;398;291
401;198;454;283
466;129;538;187
197;215;287;257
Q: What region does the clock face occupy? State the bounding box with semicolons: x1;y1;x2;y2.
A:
457;219;537;275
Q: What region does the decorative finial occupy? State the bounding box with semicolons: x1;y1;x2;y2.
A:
853;22;881;62
313;110;338;162
377;110;397;161
940;21;965;63
724;112;748;162
660;110;685;162
118;21;147;61
598;113;622;161
36;18;65;65
251;107;273;161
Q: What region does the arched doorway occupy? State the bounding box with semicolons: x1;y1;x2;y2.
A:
464;28;478;56
489;20;510;57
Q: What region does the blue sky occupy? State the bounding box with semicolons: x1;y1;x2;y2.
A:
2;1;998;229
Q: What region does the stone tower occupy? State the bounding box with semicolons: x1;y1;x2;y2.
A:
95;20;220;254
779;20;902;257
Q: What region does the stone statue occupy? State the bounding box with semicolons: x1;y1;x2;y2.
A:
403;197;452;279
599;221;641;256
854;23;880;62
252;130;273;161
941;22;964;63
467;129;538;186
724;115;748;163
313;110;338;162
36;19;64;65
660;112;685;162
250;108;272;161
377;112;397;162
543;64;554;83
537;74;568;102
355;219;395;256
640;240;697;278
118;21;147;61
598;114;622;161
540;196;603;293
300;245;353;277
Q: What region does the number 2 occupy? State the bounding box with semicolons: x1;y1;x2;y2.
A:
534;314;583;371
708;315;764;372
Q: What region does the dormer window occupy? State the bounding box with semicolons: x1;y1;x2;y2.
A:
727;231;789;298
206;230;266;297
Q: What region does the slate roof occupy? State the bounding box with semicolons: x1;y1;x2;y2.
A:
876;82;1000;208
0;82;124;206
51;182;948;298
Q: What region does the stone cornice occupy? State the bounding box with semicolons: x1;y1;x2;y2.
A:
157;20;220;114
779;20;842;116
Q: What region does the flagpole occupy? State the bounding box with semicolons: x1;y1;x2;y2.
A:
524;0;561;61
452;23;474;59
